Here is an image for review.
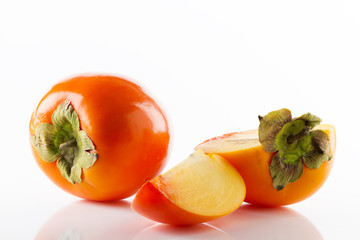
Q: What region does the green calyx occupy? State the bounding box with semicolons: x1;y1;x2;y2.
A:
31;100;98;184
258;109;331;190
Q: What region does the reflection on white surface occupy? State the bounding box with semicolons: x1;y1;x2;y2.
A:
133;223;234;240
211;204;323;240
35;200;322;240
35;200;153;240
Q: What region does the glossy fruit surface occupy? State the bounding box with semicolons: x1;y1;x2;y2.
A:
196;124;335;206
132;150;246;225
30;75;170;201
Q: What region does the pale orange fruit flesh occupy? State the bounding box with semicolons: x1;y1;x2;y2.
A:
152;150;246;217
132;150;246;225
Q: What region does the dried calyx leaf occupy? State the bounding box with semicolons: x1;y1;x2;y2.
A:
31;100;98;184
270;153;304;191
258;108;292;153
303;130;332;169
295;113;321;128
258;109;331;190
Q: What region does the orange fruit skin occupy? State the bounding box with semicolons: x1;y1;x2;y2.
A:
131;181;220;225
30;75;170;201
197;125;336;206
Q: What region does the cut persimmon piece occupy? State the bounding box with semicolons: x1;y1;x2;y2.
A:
195;124;336;206
131;150;246;225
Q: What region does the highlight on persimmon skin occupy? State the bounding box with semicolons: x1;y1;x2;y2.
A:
195;124;336;206
30;75;170;201
131;150;246;225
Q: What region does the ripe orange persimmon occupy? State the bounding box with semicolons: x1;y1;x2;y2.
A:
30;75;170;201
196;113;336;207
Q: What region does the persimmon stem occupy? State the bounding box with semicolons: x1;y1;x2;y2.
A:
59;138;77;150
59;138;77;164
287;126;310;144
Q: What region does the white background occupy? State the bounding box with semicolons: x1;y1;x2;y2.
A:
1;0;359;239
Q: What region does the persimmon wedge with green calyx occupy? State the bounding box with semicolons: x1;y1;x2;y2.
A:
131;150;246;225
196;109;336;207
